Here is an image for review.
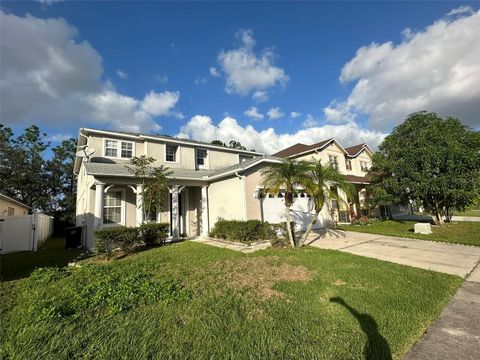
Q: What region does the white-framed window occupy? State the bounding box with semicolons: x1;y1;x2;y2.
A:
103;190;124;225
104;139;134;159
329;155;339;170
345;158;352;171
360;161;369;171
7;207;14;216
165;145;178;162
196;148;207;168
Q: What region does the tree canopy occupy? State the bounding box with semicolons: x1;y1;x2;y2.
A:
369;112;480;225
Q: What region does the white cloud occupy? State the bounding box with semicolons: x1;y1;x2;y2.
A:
244;106;264;121
154;74;168;84
290;111;301;118
36;0;63;5
331;8;480;130
116;70;127;79
194;77;207;85
177;115;386;154
217;29;289;97
266;107;284;120
252;90;268;103
323;100;356;124
302;114;319;128
209;67;220;77
0;11;181;132
48;133;73;142
446;6;474;17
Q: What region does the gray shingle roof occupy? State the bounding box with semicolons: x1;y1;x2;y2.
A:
84;155;282;181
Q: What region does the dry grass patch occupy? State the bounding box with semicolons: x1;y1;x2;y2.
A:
196;256;312;299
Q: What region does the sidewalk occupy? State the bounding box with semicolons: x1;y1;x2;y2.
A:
405;263;480;359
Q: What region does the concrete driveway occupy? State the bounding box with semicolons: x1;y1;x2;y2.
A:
307;230;480;277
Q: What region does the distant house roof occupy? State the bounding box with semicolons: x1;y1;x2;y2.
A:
0;192;31;209
272;143;312;158
274;139;374;159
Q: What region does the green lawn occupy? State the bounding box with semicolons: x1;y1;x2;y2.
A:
339;220;480;247
454;209;480;217
0;239;461;359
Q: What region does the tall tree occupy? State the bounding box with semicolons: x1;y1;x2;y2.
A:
0;125;50;210
369;112;480;225
299;161;354;246
261;159;311;247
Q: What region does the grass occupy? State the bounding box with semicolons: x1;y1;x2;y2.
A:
453;209;480;217
339;220;480;246
0;239;462;359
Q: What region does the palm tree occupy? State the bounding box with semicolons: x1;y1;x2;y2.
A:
299;160;354;246
261;159;311;247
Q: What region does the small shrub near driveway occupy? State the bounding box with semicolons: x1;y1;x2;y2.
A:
95;223;169;256
209;218;280;244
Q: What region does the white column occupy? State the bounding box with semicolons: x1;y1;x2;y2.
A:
136;184;144;226
94;182;105;230
200;185;209;236
170;186;180;238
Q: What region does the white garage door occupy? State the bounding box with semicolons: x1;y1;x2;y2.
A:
261;194;326;231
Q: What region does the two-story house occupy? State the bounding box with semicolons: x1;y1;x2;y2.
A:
272;138;373;222
74;128;374;250
74;128;283;249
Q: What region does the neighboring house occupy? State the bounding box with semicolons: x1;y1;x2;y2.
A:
0;192;30;217
272;138;373;223
74;128;374;250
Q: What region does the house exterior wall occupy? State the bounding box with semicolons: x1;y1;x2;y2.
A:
244;165;266;221
208;175;245;226
0;198;29;217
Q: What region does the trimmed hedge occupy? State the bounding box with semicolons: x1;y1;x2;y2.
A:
209;218;284;244
95;223;169;256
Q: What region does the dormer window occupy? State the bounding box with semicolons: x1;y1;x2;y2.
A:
165;145;178;162
329;155;339;170
104;139;134;159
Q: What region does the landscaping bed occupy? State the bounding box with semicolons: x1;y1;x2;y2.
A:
0;238;461;359
338;220;480;247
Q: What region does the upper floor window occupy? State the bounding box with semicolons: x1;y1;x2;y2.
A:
104;139;133;159
7;207;14;216
165;145;178;162
345;158;352;171
329;155;339;170
196;148;207;168
360;161;369;171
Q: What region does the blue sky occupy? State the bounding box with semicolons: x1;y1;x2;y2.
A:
1;1;479;153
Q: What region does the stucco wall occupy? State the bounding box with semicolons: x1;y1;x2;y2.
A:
208;151;239;170
244;164;267;221
208;175;245;227
0;198;29;216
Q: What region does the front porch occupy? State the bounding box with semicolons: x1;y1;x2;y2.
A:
91;179;210;239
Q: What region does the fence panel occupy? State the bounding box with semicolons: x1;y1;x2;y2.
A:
0;213;54;254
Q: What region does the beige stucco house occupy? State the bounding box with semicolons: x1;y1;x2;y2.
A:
74;128;373;250
0;192;30;217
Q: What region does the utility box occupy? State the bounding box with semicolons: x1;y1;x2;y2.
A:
414;223;432;235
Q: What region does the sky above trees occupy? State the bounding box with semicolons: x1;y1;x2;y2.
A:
1;1;479;154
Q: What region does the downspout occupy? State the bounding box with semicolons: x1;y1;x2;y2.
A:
235;171;248;221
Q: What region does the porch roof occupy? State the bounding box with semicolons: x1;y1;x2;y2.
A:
84;162;215;180
345;175;370;184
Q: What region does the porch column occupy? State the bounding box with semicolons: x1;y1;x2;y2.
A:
94;182;104;230
136;184;144;226
200;185;209;236
170;186;181;238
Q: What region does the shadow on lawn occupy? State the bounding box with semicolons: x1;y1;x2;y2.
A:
330;297;392;360
0;237;88;281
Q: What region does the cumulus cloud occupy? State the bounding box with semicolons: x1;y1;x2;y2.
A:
177;115;387;154
266;107;284;120
302;114;319;128
446;5;474;17
328;8;480;130
290;111;301;118
116;70;127;79
244;106;264;121
154;74;168;84
217;29;289;99
0;11;180;132
194;77;207;85
252;90;269;103
209;67;220;77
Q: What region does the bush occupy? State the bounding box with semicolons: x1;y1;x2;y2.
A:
209;218;279;244
139;223;169;246
351;215;373;226
95;227;140;256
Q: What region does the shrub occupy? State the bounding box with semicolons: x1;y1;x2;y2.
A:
351;215;372;226
95;227;140;256
139;223;169;246
209;218;278;244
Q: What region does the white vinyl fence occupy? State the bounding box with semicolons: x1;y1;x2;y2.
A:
0;213;53;254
